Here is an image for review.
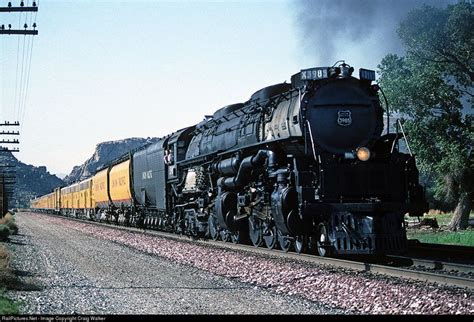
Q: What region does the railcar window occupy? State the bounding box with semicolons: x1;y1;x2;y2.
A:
178;148;186;159
245;123;253;135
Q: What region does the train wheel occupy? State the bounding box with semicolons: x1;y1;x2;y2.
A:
277;230;292;252
230;231;240;244
294;235;307;254
219;229;230;242
248;216;263;247
316;223;333;257
262;221;277;249
208;215;219;241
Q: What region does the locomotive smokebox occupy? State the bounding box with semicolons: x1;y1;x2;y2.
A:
305;79;383;155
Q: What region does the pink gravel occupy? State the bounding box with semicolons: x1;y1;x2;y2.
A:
36;213;473;314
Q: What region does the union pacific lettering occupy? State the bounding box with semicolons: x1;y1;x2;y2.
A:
94;182;106;191
111;176;127;188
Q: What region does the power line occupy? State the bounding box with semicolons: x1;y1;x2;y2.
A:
13;12;21;120
21;31;33;125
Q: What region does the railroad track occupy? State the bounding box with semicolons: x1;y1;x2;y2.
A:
385;254;473;274
27;211;474;290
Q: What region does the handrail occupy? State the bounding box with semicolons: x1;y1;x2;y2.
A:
397;119;412;156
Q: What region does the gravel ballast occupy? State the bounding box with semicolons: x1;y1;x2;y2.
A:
6;212;344;314
8;212;474;314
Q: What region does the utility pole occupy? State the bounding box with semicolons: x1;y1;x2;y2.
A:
0;1;38;215
0;122;20;215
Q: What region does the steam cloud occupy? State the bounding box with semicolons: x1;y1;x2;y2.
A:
295;0;455;70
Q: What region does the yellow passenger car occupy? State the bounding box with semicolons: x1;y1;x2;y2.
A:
47;192;55;209
60;183;78;210
77;178;93;209
54;187;61;210
109;159;132;207
30;191;55;211
92;168;109;209
29;195;41;209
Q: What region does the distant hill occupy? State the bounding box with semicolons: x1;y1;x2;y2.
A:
0;151;64;208
63;137;159;184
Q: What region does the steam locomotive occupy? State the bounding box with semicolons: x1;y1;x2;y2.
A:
31;62;428;256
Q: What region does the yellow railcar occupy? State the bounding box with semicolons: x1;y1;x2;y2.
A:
30;195;39;208
42;193;51;209
54;187;61;211
29;196;40;209
92;168;109;209
30;191;55;211
109;159;133;207
61;183;78;210
29;198;38;209
47;193;55;209
59;179;94;217
77;178;93;209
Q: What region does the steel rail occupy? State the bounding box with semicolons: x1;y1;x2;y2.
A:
27;211;474;290
385;255;474;274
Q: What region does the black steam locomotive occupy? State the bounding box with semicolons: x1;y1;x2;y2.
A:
33;62;428;256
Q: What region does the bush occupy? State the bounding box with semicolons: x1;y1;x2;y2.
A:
0;245;9;270
0;226;10;242
5;222;17;235
0;213;14;226
0;214;17;235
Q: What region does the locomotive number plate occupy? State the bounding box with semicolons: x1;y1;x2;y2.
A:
300;67;329;80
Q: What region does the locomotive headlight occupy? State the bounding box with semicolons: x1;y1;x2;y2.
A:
356;147;371;161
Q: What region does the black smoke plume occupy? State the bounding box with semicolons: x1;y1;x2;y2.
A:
295;0;455;70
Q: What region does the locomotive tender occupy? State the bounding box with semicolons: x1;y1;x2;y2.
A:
31;62;428;256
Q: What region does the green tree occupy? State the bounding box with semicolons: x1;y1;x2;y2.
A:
378;2;473;230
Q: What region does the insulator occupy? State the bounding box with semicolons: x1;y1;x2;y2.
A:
33;23;37;29
33;1;37;6
20;1;24;7
8;24;11;29
24;23;27;29
7;2;11;8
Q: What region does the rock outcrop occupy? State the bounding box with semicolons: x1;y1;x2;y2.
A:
63;137;158;184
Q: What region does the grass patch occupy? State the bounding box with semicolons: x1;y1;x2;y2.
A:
406;210;474;246
0;244;20;314
407;229;474;247
0;293;19;314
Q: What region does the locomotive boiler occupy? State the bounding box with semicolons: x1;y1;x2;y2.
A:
31;62;428;256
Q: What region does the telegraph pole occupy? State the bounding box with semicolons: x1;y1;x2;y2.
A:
0;122;20;215
0;1;38;215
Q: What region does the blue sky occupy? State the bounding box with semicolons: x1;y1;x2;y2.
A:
1;0;306;175
0;0;452;176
